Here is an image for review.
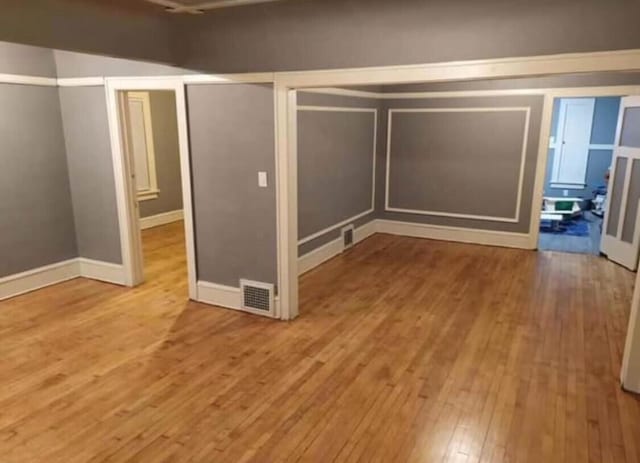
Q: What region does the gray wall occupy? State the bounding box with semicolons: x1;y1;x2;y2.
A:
179;0;640;73
0;84;77;277
54;50;188;79
0;0;176;66
59;86;122;264
545;97;621;197
138;91;183;218
297;92;379;256
377;95;544;234
188;84;277;288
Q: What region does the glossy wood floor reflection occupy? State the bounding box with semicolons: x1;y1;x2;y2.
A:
1;224;640;462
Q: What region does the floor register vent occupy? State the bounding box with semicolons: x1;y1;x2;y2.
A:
342;224;355;250
240;279;274;314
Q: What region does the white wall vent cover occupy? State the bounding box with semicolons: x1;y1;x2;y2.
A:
342;224;355;250
240;279;274;315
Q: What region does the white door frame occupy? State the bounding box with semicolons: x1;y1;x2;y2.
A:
104;77;197;299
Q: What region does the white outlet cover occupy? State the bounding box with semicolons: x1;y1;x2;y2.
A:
258;171;268;188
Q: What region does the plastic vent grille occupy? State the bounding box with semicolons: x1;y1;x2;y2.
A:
240;280;273;313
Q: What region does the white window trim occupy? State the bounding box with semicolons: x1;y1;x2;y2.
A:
124;91;160;202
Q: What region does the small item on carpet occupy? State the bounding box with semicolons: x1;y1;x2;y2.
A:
540;217;590;236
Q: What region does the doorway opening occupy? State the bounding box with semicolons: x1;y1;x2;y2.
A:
105;78;196;298
118;90;187;289
538;96;621;255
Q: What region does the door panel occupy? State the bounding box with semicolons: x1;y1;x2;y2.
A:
621;107;640;148
622;160;640;244
606;157;627;238
552;98;594;186
602;96;640;270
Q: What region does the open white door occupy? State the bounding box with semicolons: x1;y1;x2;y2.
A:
601;96;640;270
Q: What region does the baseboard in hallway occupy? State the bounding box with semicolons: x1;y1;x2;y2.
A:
140;209;184;230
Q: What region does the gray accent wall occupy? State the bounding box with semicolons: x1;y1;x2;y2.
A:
297;92;379;256
377;95;544;234
179;0;640;73
187;83;277;288
387;110;526;220
59;86;122;264
0;84;77;277
139;91;183;218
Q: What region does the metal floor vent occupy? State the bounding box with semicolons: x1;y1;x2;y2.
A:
240;279;274;314
342;224;355;250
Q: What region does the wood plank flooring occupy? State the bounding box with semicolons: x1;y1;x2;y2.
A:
1;221;639;462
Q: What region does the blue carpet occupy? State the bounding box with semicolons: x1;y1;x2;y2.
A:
540;217;590;237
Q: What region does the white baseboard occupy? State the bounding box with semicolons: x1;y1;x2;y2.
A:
196;280;280;318
376;219;533;249
78;258;126;285
0;259;79;301
298;219;377;275
196;281;242;310
0;257;127;302
140;209;184;230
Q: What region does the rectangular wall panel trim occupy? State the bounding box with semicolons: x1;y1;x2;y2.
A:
297;105;377;245
385;107;531;223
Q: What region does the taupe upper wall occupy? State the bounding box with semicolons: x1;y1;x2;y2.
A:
0;42;57;77
0;0;176;66
178;0;640;73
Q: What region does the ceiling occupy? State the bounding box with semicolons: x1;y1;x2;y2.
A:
143;0;288;13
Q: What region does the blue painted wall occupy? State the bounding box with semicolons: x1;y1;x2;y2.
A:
544;97;621;197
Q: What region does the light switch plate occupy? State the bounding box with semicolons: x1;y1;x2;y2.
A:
258;171;268;188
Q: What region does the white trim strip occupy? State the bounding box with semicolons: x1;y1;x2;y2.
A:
0;73;58;87
182;73;275;84
77;258;126;285
0;259;79;301
549;142;616;151
302;85;640;101
57;77;105;87
297;105;378;112
297;105;378;245
0;257;127;301
385;106;531;224
275;49;640;88
377;219;532;249
298;220;377;275
139;209;184;230
299;209;374;245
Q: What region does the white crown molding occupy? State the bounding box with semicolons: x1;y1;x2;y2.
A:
57;77;106;87
182;73;275;84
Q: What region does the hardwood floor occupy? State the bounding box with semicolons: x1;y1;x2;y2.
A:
1;222;639;462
